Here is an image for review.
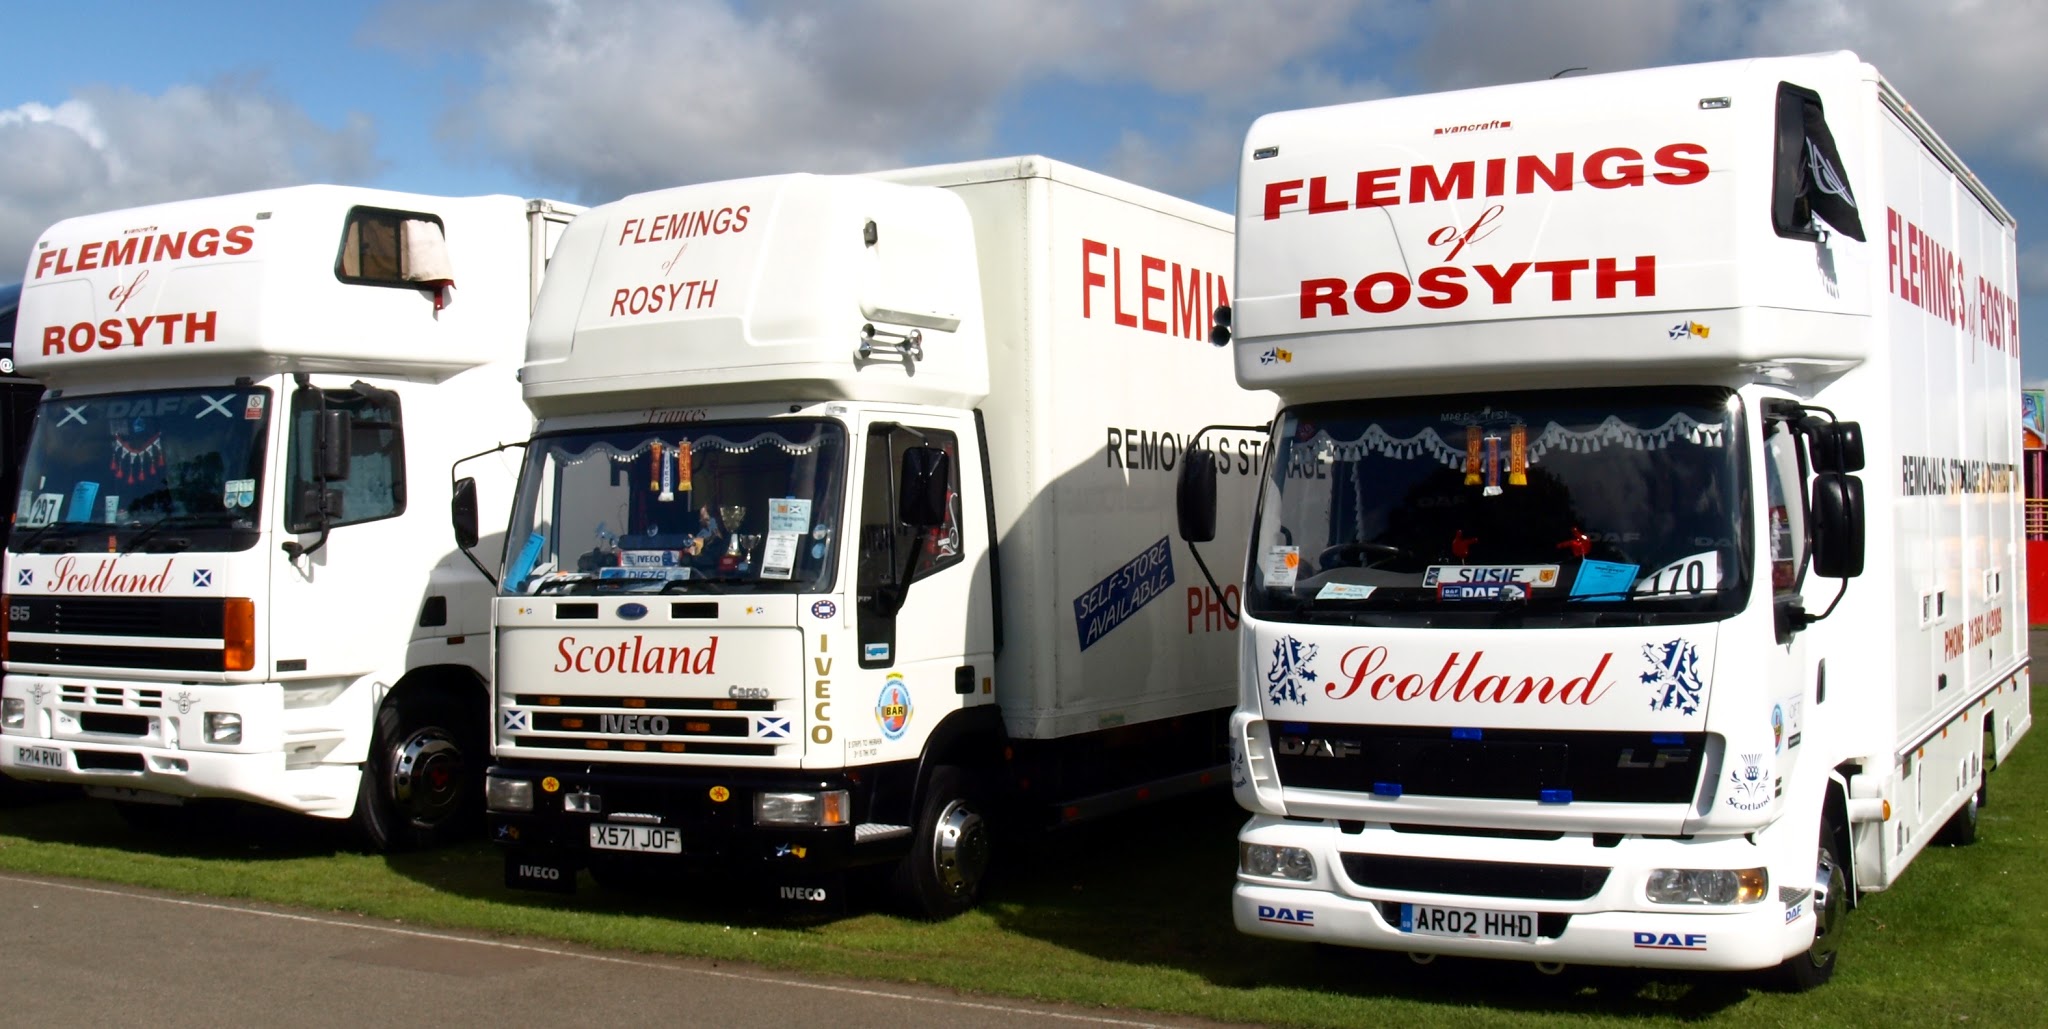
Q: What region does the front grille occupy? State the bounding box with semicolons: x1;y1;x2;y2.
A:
8;596;224;638
513;693;774;712
1270;723;1704;804
11;642;222;671
513;736;776;757
78;712;150;736
73;750;145;772
61;684;165;709
1342;853;1610;901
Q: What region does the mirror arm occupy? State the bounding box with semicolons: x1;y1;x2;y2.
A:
283;524;331;562
447;441;528;588
1187;543;1238;623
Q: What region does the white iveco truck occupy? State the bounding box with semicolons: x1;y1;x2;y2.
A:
1;187;577;849
479;157;1269;914
1177;53;2028;985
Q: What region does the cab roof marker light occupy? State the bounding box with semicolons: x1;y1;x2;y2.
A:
1371;782;1402;798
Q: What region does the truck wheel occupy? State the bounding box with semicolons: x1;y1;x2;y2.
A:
1936;787;1980;846
1770;828;1845;991
352;691;478;852
894;765;991;919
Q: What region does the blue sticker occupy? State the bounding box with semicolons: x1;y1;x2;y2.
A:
1571;559;1640;598
1072;536;1176;651
508;532;544;589
810;599;837;619
66;481;100;523
810;542;826;560
875;675;913;740
863;642;891;662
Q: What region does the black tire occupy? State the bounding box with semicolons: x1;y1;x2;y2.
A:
1770;824;1846;991
352;690;480;852
1937;785;1980;846
893;765;991;919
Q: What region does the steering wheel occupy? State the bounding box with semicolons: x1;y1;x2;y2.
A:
1316;541;1411;570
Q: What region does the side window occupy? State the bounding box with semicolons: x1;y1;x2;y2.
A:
857;426;962;599
286;386;406;531
336;206;453;290
1761;418;1808;597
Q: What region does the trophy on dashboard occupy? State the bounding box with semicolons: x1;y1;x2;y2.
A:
718;504;750;561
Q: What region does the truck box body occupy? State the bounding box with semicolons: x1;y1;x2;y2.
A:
488;158;1269;910
2;187;577;847
1212;53;2027;977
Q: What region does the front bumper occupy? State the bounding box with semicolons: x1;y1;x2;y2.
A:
0;673;362;817
1233;816;1814;972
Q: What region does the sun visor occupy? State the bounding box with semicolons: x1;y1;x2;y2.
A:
1773;82;1865;242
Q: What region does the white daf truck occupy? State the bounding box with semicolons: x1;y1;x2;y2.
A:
1177;53;2028;986
0;187;578;849
477;157;1270;914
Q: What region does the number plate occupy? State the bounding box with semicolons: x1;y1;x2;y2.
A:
589;823;680;854
12;745;62;770
1399;903;1537;942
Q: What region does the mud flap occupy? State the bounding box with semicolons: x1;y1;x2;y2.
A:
504;851;577;894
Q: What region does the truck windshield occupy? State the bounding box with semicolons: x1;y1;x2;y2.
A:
8;386;272;554
503;419;847;595
1246;387;1749;627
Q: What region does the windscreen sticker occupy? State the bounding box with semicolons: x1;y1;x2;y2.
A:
1439;582;1529;601
24;493;63;528
507;532;545;589
103;495;120;523
619;549;681;567
598;566;691;580
767;497;812;535
1635;551;1720;596
195;394;234;419
759;532;799;580
222;478;256;509
1261;546;1300;588
1423;564;1559;588
1570;560;1640;598
1314;583;1376;601
1073;536;1177;651
66;481;100;522
244;394;266;419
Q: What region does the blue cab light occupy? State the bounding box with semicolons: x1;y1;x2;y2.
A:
1651;733;1685;745
1371;782;1403;798
1539;789;1573;805
1451;727;1483;740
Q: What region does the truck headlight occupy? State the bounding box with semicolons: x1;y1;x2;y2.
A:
485;775;534;813
1240;842;1317;881
1646;867;1768;905
203;711;243;745
754;790;849;827
2;698;24;730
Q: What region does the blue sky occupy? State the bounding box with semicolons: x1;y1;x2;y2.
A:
2;1;2042;379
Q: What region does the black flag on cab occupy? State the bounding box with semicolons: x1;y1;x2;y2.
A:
1772;82;1864;242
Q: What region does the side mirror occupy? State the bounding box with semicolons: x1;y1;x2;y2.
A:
1811;472;1865;578
1176;446;1218;543
897;447;950;527
292;487;346;532
451;476;480;550
1803;418;1865;473
317;409;354;481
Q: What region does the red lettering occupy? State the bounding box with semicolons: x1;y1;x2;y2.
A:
1583;147;1644;189
223;225;255;256
1112;247;1137;328
1172;264;1201;338
1595;256;1656;299
1417;266;1468;309
77;241;101;271
1532;259;1589;300
1355;168;1399;208
1474;262;1531;304
1307;175;1348;214
1140;256;1167;333
1652;143;1709;185
41;325;63;356
1301;278;1348;318
1353;272;1411;314
1410;161;1474;203
1516;153;1572;194
1262;179;1302;221
1082;238;1108;317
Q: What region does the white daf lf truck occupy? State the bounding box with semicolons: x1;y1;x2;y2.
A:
1175;53;2028;986
477;157;1270;915
0;187;578;849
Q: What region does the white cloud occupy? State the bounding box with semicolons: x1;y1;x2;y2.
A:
383;0;1385;204
0;79;378;281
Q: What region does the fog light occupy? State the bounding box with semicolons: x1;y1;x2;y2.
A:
203;711;242;745
1646;867;1769;905
1240;842;1317;881
754;790;849;827
485;775;534;812
2;698;24;730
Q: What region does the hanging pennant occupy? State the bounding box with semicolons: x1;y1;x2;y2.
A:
111;431;166;484
1509;424;1528;486
1482;434;1503;496
1464;425;1481;486
676;438;693;493
658;439;676;502
649;441;665;494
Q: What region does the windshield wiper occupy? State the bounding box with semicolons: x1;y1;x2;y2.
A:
120;512;204;554
12;521;80;553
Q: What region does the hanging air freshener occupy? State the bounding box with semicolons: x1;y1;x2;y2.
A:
1483;433;1503;497
1509;424;1528;486
658;439;676;502
649;441;664;494
676;438;693;493
1464;425;1481;486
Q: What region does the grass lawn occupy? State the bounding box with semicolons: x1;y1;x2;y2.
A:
2;689;2043;1027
